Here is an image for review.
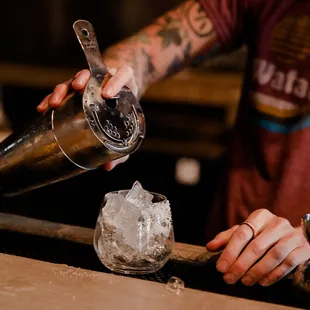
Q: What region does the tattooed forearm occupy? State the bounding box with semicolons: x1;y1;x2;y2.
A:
102;0;222;97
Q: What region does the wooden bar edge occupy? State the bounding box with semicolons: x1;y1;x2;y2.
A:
0;212;218;265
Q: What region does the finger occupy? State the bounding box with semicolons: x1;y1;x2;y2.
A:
216;224;253;277
72;69;90;91
206;225;239;252
259;245;310;287
37;94;52;112
109;68;117;75
225;216;293;284
217;209;274;276
49;79;75;108
102;66;135;98
104;155;129;171
241;230;303;286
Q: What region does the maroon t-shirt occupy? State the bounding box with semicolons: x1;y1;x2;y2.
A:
199;0;310;240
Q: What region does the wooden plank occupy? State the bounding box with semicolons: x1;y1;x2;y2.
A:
0;212;216;265
0;253;296;310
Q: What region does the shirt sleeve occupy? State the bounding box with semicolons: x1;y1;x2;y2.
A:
198;0;248;51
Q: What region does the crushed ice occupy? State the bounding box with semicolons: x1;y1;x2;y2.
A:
97;181;172;269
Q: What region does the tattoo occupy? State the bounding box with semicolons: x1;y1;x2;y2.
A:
103;0;221;96
155;0;214;51
157;27;183;48
167;56;183;76
142;49;155;75
156;13;184;48
186;1;214;37
184;42;192;60
190;42;222;67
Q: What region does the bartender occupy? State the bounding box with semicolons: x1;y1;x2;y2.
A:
37;0;310;288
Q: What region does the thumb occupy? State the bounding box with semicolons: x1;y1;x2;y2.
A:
206;225;239;251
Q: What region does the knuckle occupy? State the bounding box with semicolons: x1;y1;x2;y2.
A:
54;83;66;92
284;254;298;268
270;245;287;262
230;262;247;276
249;241;265;256
293;231;306;245
235;226;251;242
221;247;235;261
123;65;134;76
250;268;265;280
277;217;291;228
296;230;308;244
255;208;271;216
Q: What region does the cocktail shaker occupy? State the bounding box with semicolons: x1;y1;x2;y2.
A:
0;20;145;197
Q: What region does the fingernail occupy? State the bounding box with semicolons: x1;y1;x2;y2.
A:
37;103;46;112
224;273;237;284
242;275;255;286
103;87;112;97
206;240;215;247
259;278;270;287
73;77;86;88
217;260;229;272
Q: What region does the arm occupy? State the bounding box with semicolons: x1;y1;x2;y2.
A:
102;0;221;98
37;0;222;112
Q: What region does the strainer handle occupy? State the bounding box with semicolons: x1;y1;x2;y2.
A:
73;20;109;85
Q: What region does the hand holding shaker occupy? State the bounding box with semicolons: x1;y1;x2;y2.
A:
0;20;145;197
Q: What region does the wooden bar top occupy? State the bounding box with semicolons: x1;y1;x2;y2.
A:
0;253;297;310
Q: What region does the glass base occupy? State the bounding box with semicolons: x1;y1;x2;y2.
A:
100;260;168;275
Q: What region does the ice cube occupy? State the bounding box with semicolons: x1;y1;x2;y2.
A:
136;213;152;251
113;199;141;229
111;198;143;249
147;200;172;239
125;181;154;207
101;193;125;220
165;277;184;295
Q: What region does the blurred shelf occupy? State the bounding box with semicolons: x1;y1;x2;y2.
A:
0;62;75;89
145;70;242;107
141;138;226;159
0;62;242;104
